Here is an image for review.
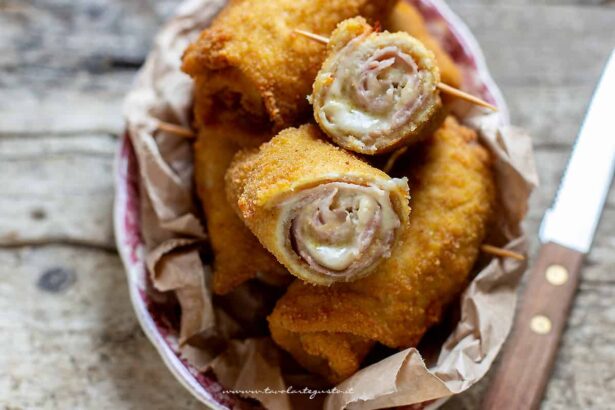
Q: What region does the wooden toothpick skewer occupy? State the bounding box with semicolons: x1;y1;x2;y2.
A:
294;29;498;112
295;29;331;45
383;147;408;174
436;83;498;111
481;244;526;261
157;121;195;139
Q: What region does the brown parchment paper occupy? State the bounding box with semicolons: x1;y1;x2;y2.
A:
122;0;539;408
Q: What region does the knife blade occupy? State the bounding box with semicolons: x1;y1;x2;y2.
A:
482;48;615;410
540;49;615;253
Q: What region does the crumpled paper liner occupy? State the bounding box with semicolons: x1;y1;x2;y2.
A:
122;0;539;408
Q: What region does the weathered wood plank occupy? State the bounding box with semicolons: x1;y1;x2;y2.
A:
1;0;614;408
0;0;175;68
451;4;615;86
505;85;598;148
450;4;615;149
0;0;175;134
0;134;116;248
0;72;131;134
0;245;203;409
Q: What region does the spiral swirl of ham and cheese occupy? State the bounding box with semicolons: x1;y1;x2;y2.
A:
311;17;442;155
226;124;410;286
281;181;404;281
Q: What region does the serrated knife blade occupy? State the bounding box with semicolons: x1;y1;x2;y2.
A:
483;48;615;410
539;49;615;253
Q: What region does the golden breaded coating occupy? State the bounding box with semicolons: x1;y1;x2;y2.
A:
194;123;288;295
385;2;463;88
182;0;398;130
268;117;495;383
225;124;410;286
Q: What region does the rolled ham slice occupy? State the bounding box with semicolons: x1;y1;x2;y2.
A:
311;17;443;155
225;124;410;286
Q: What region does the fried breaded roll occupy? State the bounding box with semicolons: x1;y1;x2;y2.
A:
268;117;495;383
194;124;288;295
385;2;463;88
225;124;410;286
311;17;443;155
182;0;398;131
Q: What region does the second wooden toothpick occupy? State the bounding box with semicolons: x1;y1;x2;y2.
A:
294;29;498;112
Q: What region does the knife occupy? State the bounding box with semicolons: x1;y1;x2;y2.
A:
482;49;615;410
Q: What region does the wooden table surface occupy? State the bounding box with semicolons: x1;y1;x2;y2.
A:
1;0;613;408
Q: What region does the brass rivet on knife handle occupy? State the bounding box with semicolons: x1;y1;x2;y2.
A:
481;243;585;410
530;315;552;335
546;264;569;286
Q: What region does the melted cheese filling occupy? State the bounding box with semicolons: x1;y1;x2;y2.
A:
283;181;403;277
316;41;435;152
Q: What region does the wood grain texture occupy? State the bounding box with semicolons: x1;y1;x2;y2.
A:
0;134;116;248
0;246;203;409
482;243;585;410
0;0;175;134
0;0;614;409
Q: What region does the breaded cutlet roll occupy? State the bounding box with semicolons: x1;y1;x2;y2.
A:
268;117;495;383
225;124;410;286
182;0;398;131
385;2;463;88
194;123;289;295
311;17;443;155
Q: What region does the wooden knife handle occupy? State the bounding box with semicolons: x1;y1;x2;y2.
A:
482;242;585;410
